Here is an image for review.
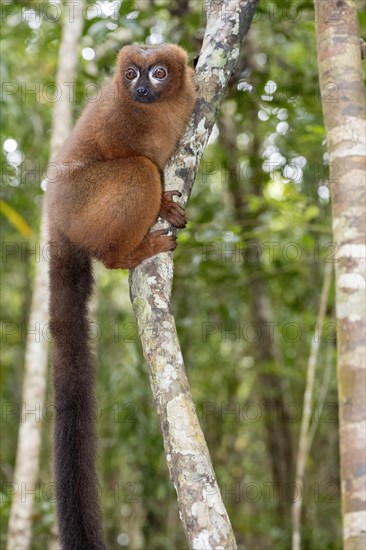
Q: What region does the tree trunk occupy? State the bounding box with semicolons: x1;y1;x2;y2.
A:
292;263;333;549
6;3;85;548
314;1;366;548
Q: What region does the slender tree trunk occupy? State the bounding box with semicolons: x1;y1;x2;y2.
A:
129;1;260;547
292;263;333;550
6;4;85;548
314;1;366;548
250;278;294;513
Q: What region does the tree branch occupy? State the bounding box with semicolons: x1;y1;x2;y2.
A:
129;1;259;547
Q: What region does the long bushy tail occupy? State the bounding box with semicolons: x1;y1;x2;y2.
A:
49;234;107;550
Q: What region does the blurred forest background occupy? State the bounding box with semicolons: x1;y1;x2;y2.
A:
1;1;365;549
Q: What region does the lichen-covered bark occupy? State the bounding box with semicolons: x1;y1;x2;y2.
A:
6;4;84;549
314;2;366;548
129;1;259;548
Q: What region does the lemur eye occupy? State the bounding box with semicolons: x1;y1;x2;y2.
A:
153;67;167;80
125;68;138;80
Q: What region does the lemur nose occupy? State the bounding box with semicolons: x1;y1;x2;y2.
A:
136;87;148;96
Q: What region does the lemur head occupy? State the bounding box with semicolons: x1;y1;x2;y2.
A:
116;44;192;104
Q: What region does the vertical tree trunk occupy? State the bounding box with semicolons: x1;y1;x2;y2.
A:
6;4;85;548
314;1;366;548
249;278;294;514
292;263;333;549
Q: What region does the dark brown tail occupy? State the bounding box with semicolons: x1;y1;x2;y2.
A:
49;233;107;550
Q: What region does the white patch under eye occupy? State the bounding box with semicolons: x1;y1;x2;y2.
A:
149;66;167;84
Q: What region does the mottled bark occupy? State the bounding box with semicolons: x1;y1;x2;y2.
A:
6;4;85;549
314;1;366;548
129;1;259;547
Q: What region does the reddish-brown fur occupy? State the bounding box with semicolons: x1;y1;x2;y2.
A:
47;44;196;268
47;44;196;549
